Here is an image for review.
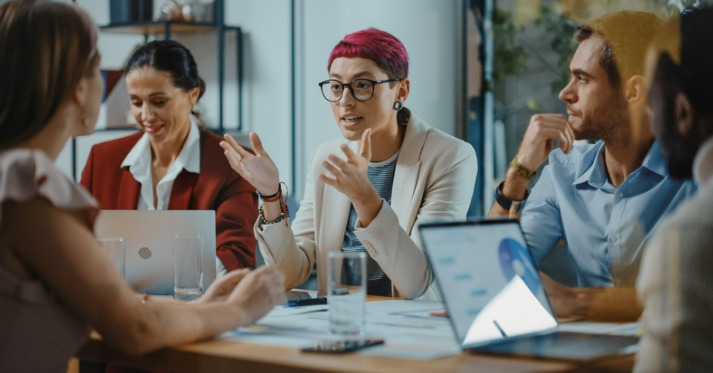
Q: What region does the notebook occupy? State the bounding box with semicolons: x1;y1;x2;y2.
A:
95;210;217;295
418;218;639;362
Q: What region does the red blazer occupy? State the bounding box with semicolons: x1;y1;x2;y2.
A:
80;130;258;270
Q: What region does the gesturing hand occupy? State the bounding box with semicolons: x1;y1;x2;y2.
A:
220;132;281;195
319;129;382;226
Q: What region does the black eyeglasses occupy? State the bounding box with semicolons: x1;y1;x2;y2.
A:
318;78;402;102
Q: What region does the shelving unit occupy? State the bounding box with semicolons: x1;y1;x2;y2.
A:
99;0;242;133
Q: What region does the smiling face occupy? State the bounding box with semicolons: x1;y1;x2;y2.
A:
328;57;406;142
559;34;629;142
125;66;199;148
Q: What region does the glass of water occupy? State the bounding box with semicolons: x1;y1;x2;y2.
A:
173;234;204;301
327;251;367;336
97;236;126;279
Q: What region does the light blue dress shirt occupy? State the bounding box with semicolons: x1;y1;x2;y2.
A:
521;140;697;287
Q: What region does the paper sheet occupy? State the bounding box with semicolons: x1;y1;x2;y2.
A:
218;300;460;360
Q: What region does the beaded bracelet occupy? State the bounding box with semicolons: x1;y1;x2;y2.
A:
257;182;290;226
509;157;537;180
258;204;290;225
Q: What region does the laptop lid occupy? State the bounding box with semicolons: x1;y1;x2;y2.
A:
419;218;639;361
95;210;217;295
419;218;558;348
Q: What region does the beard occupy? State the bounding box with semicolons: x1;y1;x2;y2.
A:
571;92;630;144
654;101;698;180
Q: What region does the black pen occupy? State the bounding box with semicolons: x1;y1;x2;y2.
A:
287;297;328;307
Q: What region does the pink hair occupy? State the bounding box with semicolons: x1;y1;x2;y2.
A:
327;28;409;79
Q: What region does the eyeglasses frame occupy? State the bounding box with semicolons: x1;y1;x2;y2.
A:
318;77;403;102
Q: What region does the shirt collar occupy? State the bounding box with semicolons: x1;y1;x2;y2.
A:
180;123;201;174
639;140;668;178
121;122;201;174
573;139;667;188
573;141;606;187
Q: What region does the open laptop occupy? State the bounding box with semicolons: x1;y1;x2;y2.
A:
95;210;217;295
418;218;639;362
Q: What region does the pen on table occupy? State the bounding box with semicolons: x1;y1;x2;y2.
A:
493;319;508;337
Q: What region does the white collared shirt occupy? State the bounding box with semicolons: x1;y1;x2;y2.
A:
121;123;201;210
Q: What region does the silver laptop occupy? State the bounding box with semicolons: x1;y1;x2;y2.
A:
95;210;217;295
419;218;639;362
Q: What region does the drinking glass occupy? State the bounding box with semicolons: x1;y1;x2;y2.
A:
327;251;367;336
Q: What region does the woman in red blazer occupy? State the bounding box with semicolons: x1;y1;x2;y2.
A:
81;40;257;271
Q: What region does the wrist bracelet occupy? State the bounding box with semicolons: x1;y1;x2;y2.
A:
257;186;281;201
510;157;537;180
257;182;290;226
258;204;290;225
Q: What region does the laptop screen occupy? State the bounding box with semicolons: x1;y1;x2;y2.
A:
419;219;557;347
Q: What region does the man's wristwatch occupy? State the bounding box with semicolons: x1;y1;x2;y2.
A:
495;181;529;213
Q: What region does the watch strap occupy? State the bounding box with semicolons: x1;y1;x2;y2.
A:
495;181;529;212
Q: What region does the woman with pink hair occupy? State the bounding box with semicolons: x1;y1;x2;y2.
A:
221;28;477;300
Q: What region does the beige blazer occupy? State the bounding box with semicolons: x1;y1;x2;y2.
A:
256;113;477;300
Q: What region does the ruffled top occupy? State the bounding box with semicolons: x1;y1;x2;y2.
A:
0;149;98;373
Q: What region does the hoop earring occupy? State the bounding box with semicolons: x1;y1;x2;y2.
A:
393;100;404;111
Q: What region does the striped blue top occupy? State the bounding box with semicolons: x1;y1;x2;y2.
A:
342;150;399;296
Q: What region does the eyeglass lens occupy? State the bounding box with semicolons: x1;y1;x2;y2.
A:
321;79;374;102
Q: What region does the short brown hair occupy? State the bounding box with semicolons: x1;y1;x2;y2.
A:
0;0;98;148
575;11;664;88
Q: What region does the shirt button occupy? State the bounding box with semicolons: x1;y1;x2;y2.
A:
609;235;618;243
616;192;624;199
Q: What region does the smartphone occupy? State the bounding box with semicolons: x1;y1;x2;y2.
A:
301;338;385;354
286;296;327;307
284;291;327;307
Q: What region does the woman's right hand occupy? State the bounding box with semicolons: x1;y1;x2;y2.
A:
226;265;286;325
220;132;281;195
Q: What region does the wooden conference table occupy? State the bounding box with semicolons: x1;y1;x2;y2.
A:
75;297;635;373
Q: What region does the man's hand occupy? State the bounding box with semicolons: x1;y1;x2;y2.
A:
488;114;575;217
516;114;575;171
540;272;642;322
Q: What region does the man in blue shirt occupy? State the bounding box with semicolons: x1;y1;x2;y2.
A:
488;11;697;320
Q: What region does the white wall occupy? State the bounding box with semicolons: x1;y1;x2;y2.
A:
67;0;463;203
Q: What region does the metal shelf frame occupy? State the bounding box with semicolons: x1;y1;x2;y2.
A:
100;0;242;133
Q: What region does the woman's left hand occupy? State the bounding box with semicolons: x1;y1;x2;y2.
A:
319;129;382;226
195;268;250;304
